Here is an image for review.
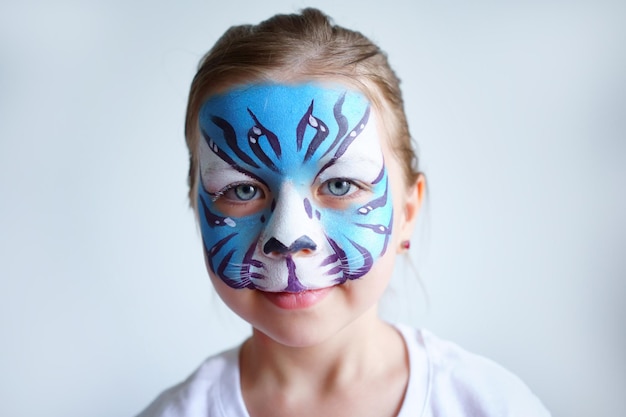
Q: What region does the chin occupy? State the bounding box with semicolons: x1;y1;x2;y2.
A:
250;314;349;348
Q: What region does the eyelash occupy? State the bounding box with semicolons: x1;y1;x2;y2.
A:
208;178;367;205
209;182;264;202
318;178;367;198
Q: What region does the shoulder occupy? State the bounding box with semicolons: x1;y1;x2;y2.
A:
398;326;551;417
135;346;242;417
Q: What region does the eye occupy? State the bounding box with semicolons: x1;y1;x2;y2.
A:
233;184;259;200
326;180;352;196
209;182;267;217
223;183;262;201
321;179;359;197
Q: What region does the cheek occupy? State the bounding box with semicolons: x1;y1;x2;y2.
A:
317;175;394;280
322;207;393;256
198;191;269;288
206;265;257;319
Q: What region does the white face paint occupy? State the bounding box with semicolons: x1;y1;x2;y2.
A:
197;83;393;292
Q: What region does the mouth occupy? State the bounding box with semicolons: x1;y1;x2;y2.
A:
260;287;333;310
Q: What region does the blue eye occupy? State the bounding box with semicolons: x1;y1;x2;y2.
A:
325;180;354;196
233;184;259;201
210;182;266;217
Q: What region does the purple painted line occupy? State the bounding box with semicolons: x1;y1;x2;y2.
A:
296;100;314;151
322;93;347;157
355;223;389;234
304;198;313;219
199;135;269;188
284;257;307;293
325;265;343;276
241;242;262;288
345;239;373;280
211;116;260;168
304;118;330;162
320;254;339;266
217;249;248;289
357;180;388;214
208;233;236;257
372;164;385;185
379;208;394;256
247;108;281;157
199;195;228;227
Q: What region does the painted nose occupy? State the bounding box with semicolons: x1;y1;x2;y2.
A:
263;235;317;256
261;181;320;258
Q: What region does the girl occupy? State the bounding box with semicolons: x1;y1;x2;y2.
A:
138;8;550;417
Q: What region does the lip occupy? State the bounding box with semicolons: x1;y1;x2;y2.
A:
261;287;333;310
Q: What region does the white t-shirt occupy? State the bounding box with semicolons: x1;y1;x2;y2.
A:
136;325;551;416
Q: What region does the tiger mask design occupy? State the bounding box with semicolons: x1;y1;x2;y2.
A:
197;83;393;293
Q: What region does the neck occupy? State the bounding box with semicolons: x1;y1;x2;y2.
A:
239;307;402;390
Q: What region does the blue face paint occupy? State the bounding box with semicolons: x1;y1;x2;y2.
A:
197;83;393;292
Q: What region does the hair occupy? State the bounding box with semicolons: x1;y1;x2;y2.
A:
184;8;421;209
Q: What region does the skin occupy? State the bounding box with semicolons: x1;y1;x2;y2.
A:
200;83;425;417
197;83;393;293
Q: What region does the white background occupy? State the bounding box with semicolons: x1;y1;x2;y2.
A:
1;1;624;416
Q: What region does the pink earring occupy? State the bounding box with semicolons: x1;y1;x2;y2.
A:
401;240;411;250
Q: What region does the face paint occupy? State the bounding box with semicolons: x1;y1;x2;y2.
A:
198;83;393;292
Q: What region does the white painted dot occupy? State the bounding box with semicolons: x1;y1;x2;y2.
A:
224;218;236;227
249;137;257;144
360;124;365;129
308;115;318;127
350;131;357;137
320;126;326;132
252;127;262;135
358;208;368;214
379;226;386;232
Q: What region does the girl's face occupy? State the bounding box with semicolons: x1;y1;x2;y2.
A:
197;82;418;346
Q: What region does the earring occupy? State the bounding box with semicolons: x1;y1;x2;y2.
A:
400;240;411;250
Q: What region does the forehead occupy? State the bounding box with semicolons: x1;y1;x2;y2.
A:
199;82;371;132
198;83;385;179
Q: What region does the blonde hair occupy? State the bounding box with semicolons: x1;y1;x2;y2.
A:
185;8;420;208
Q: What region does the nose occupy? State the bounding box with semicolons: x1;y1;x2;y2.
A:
263;235;317;256
261;181;321;258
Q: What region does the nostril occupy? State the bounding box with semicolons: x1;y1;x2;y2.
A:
263;237;288;255
263;235;317;256
289;236;317;253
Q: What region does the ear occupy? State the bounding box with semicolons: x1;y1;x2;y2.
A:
396;174;425;253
